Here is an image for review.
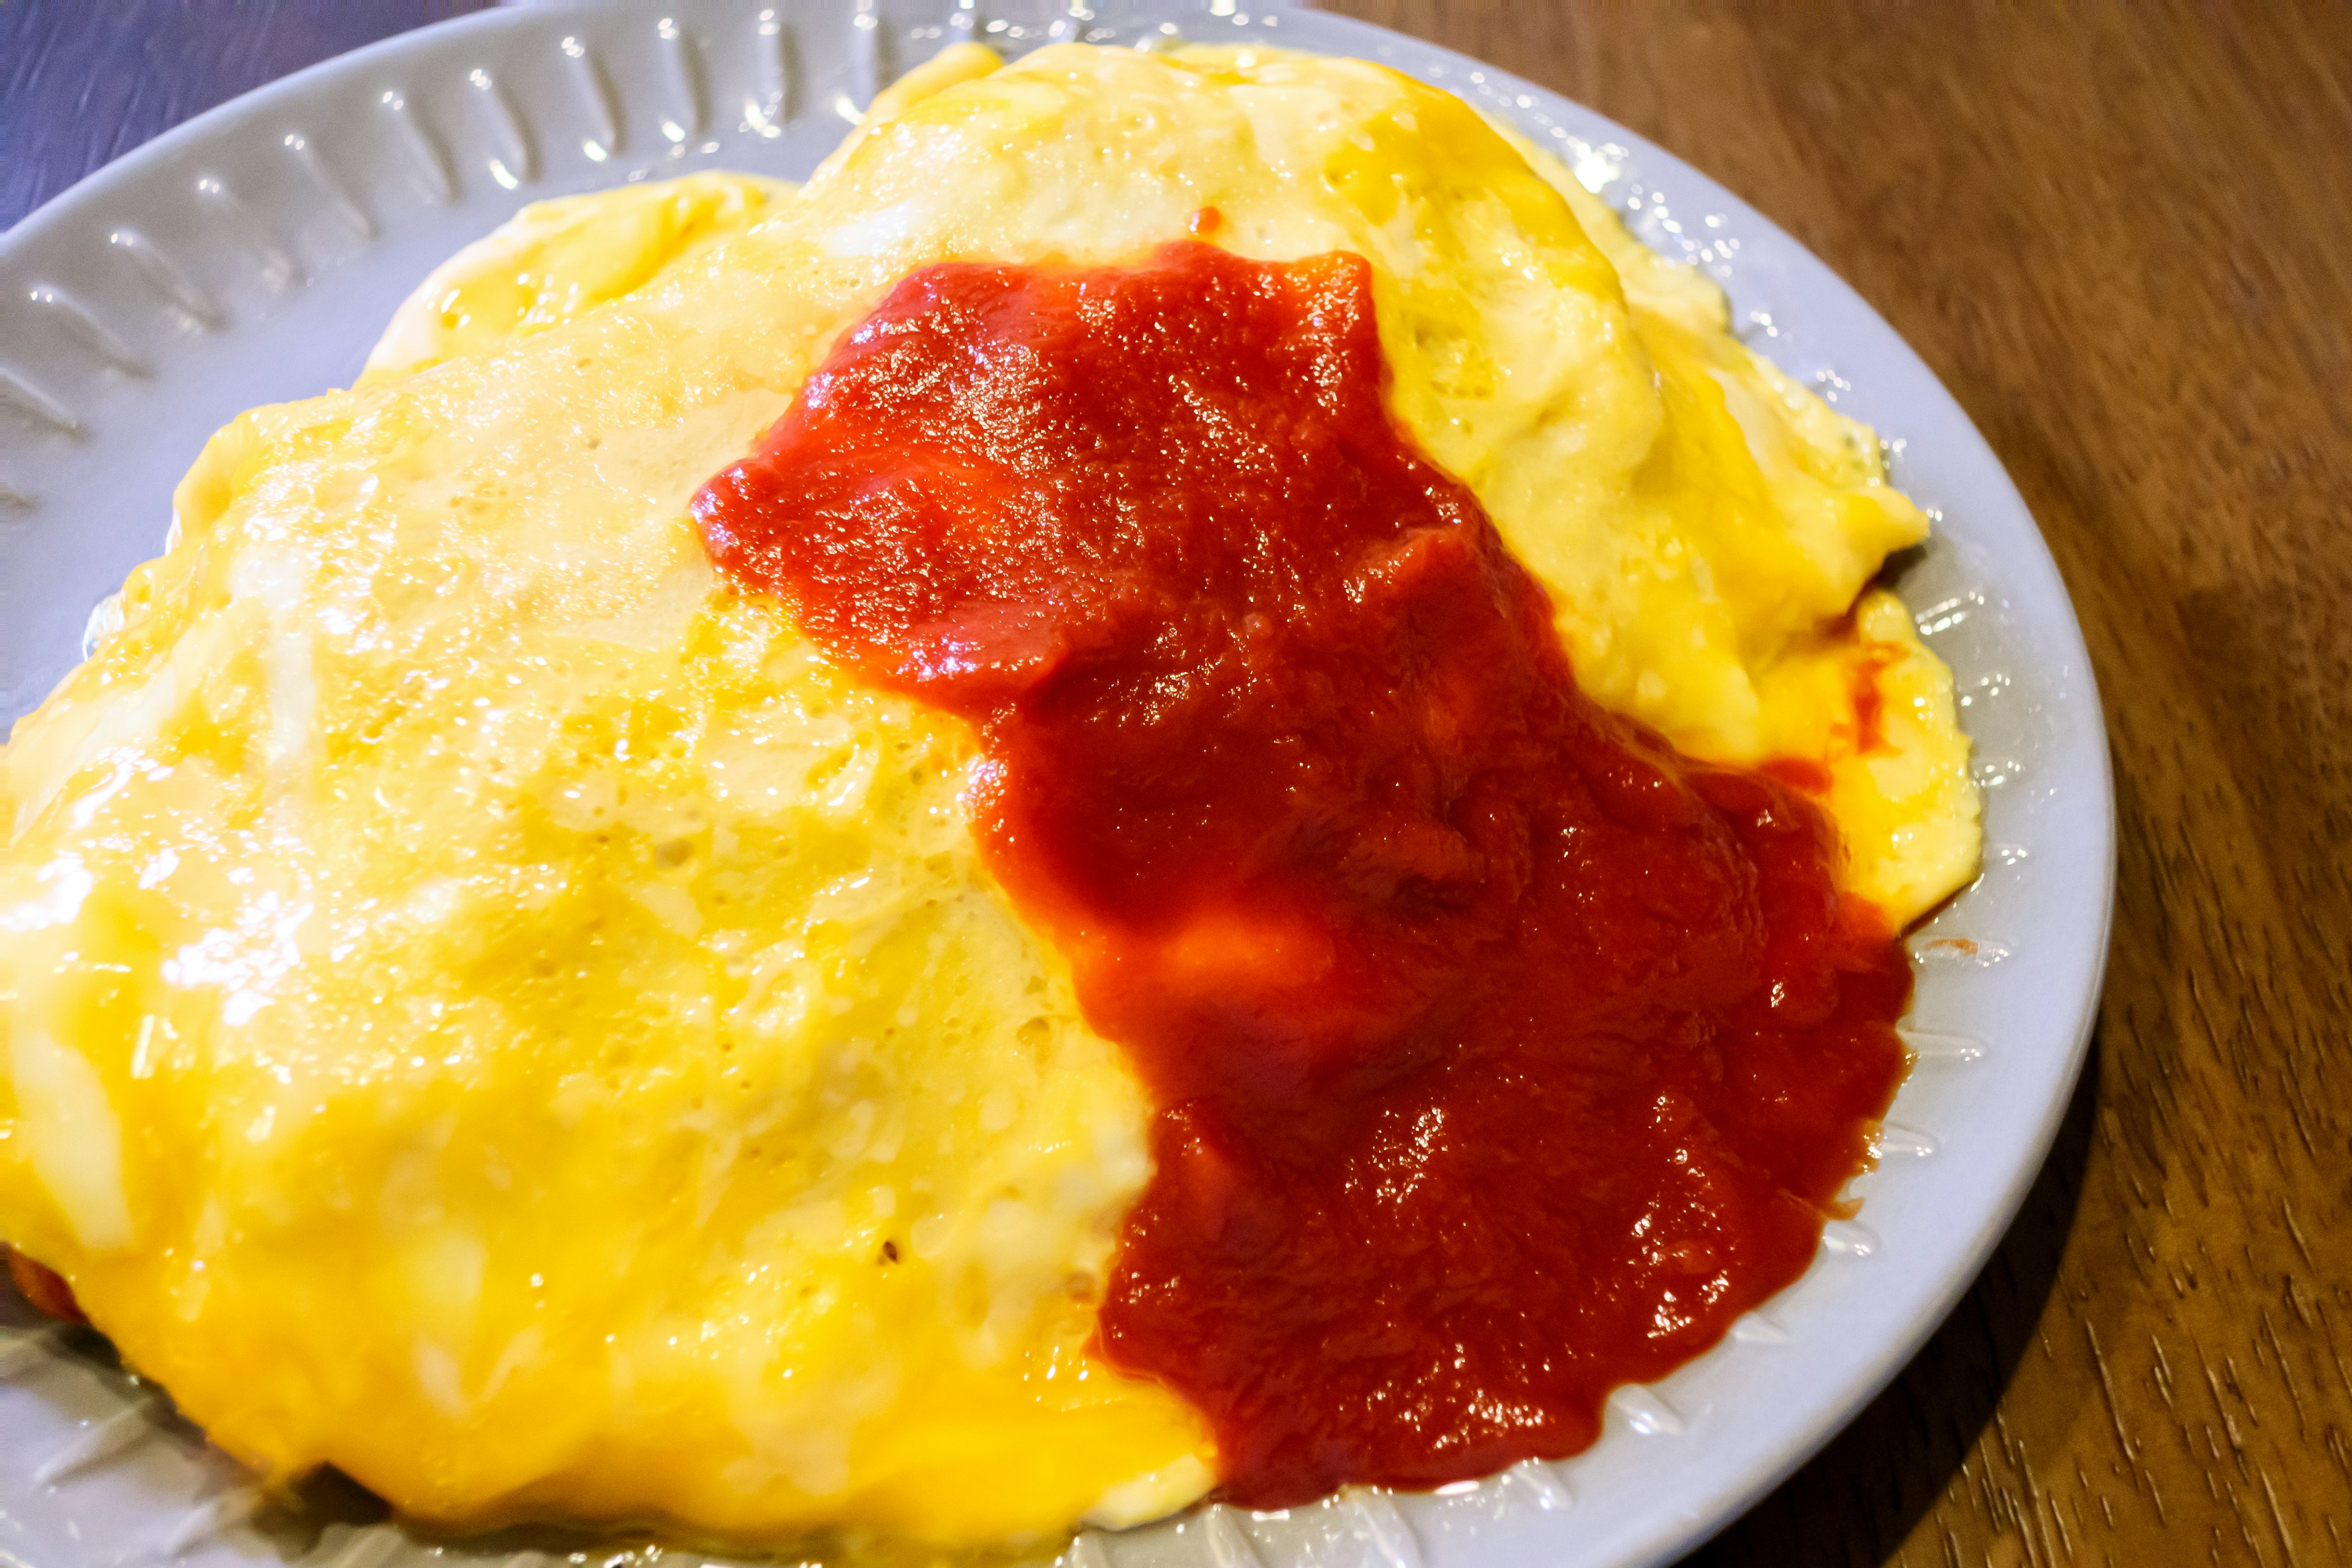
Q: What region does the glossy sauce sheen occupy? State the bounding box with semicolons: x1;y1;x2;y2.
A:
693;242;1911;1506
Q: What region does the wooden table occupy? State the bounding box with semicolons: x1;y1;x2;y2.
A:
1311;4;2352;1562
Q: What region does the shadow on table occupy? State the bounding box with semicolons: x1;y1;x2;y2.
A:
1679;1030;2104;1565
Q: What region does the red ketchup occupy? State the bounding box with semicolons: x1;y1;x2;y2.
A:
694;241;1910;1507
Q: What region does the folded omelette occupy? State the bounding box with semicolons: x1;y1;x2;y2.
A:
0;42;1977;1550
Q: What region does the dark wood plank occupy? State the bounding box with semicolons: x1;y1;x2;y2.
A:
1310;3;2352;1562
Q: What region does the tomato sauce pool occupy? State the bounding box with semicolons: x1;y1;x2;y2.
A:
693;240;1912;1507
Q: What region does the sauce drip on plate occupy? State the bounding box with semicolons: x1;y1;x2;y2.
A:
693;241;1910;1506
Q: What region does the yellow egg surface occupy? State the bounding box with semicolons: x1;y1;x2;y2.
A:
357;170;799;385
0;40;1980;1554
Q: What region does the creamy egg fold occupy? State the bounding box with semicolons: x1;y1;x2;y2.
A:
0;39;1978;1551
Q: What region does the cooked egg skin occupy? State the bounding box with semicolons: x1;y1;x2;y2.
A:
359;171;797;385
0;40;1978;1549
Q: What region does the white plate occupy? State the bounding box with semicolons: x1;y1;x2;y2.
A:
0;4;2113;1566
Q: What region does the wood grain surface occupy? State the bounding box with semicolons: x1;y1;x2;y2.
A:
1308;4;2352;1563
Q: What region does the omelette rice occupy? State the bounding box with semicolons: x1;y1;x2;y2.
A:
0;42;1978;1551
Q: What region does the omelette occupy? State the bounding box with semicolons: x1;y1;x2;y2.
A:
0;41;1978;1553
